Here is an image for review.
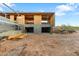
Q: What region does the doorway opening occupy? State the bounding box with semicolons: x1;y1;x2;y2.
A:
42;27;50;33
25;27;34;33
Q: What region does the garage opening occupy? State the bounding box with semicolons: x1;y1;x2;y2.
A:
25;27;34;33
42;27;51;33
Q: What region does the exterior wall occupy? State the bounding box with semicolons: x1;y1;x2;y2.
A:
10;15;14;21
0;13;55;33
34;15;42;33
34;15;42;25
16;15;25;24
49;15;55;26
49;14;55;32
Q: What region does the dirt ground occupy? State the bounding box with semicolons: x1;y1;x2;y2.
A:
0;31;79;56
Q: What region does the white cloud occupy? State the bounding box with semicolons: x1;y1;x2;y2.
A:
67;3;79;8
55;3;79;16
0;3;4;7
5;3;15;7
0;4;4;12
0;3;15;12
0;3;15;7
55;12;65;16
56;5;74;12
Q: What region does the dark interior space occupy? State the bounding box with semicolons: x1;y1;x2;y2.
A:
42;27;51;33
14;25;21;30
25;27;34;33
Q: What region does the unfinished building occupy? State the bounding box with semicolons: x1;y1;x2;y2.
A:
0;12;55;33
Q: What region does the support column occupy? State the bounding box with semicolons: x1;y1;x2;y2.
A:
16;15;25;32
10;15;14;21
49;15;55;26
34;15;42;33
16;15;25;24
49;14;55;32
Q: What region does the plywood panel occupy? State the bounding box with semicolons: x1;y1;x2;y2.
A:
34;15;42;25
49;14;55;26
16;15;25;24
10;15;14;21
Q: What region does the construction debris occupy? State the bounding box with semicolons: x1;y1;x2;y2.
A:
0;30;27;40
53;25;76;34
8;33;27;40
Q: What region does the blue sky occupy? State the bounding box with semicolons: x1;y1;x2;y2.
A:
0;3;79;26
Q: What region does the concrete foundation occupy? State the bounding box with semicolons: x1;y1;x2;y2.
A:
34;25;41;33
